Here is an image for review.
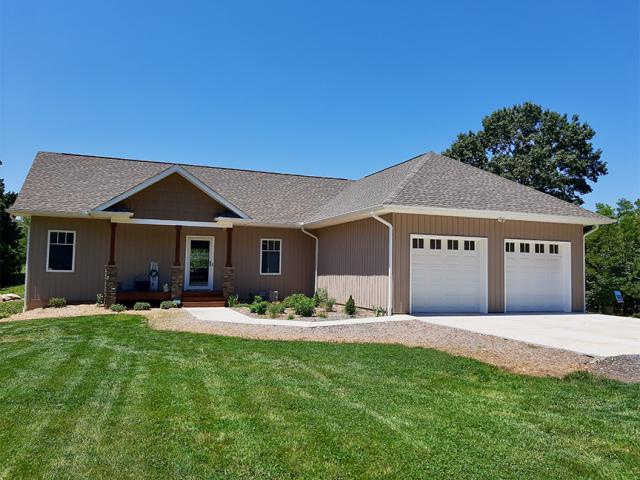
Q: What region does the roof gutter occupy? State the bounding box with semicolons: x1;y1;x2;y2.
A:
370;212;393;315
300;225;319;293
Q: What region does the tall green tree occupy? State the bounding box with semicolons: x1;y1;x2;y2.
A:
585;199;640;314
443;102;607;205
0;162;25;286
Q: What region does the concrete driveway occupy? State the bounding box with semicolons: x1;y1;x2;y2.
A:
415;313;640;356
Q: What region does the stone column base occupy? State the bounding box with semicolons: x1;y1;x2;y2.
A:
171;266;184;300
223;266;235;298
104;265;118;307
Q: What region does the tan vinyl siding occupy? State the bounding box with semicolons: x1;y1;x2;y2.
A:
315;217;389;310
27;216;110;308
391;213;584;313
232;226;315;300
110;173;229;221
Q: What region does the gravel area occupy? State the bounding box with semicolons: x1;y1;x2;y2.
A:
588;355;640;383
149;312;593;378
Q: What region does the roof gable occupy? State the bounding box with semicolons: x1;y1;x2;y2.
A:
95;164;249;218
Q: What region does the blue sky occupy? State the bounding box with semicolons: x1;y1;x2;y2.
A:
1;0;638;209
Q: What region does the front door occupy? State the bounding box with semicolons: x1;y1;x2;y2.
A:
185;236;214;290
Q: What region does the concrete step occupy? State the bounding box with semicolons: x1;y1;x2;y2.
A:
182;301;226;308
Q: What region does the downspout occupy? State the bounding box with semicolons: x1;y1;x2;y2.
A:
371;213;393;315
582;224;600;313
300;225;318;294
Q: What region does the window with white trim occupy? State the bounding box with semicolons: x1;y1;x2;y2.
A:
534;243;545;254
429;239;442;250
549;244;559;254
520;243;530;253
447;239;459;250
464;240;475;251
260;239;281;275
505;242;515;253
412;238;424;249
47;230;76;272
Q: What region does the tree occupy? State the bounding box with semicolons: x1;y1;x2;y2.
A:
0;162;25;286
443;102;607;205
585;199;640;314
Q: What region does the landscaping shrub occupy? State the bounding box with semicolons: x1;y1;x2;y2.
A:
160;300;175;310
313;291;320;307
95;293;104;306
317;311;327;318
252;295;264;304
227;294;239;307
293;296;315;317
324;297;336;312
267;302;286;318
373;306;386;317
315;288;329;306
133;302;151;311
345;295;356;316
48;297;66;308
110;303;126;313
287;313;295;320
250;301;268;315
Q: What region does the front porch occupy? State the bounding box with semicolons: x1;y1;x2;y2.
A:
104;222;235;307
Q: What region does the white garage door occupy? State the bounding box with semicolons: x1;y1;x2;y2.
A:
410;235;488;314
504;240;572;312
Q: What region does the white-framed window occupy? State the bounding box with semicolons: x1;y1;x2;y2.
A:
46;230;76;272
520;242;530;253
447;239;459;250
429;239;442;250
534;243;545;254
260;238;281;275
505;242;515;253
549;244;559;254
464;240;475;251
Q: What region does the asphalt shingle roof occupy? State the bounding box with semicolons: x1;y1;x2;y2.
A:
12;151;607;224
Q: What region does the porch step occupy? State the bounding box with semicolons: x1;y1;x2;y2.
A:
182;300;226;308
182;290;223;297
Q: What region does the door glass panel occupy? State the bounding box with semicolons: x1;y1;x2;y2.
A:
189;240;210;287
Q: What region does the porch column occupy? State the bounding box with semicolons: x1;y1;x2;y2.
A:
104;223;118;307
223;227;235;298
171;225;184;300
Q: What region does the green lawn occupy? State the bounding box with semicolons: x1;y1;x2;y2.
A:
0;316;638;479
0;276;24;318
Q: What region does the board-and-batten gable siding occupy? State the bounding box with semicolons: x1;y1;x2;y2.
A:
231;226;315;300
27;216;110;308
108;173;231;221
314;216;389;310
391;213;584;314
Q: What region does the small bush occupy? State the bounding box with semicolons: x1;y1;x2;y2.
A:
227;294;239;307
267;302;286;318
48;297;66;308
133;302;151;311
345;295;356;316
317;311;327;318
324;297;336;312
250;301;268;315
160;300;175;310
252;295;264;304
96;293;104;306
110;303;126;313
287;313;295;320
373;306;386;317
315;288;328;305
293;296;316;317
313;291;321;307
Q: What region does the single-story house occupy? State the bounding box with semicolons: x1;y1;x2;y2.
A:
11;151;612;313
